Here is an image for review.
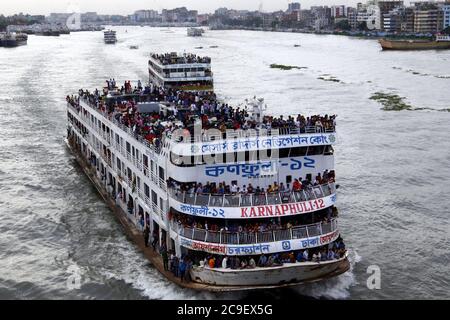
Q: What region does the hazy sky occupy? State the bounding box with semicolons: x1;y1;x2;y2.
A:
1;0;372;15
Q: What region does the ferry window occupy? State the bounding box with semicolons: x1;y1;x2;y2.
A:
126;142;131;153
159;167;164;180
236;152;245;162
132;146;135;157
289;147;307;157
259;149;272;161
324;145;334;155
151;191;157;206
144;184;150;198
143;155;148;167
150;160;154;173
279;148;290;158
307;146;325;156
115;134;119;144
245;151;250;162
249;150;258;162
224;152;235;164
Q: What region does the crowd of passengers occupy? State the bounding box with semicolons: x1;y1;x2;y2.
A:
66;79;336;149
156;239;346;281
168;170;336;197
195;239;346;270
151;53;211;65
169;206;338;233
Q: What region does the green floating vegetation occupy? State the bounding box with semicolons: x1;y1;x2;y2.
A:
369;92;413;111
317;75;341;83
270;64;306;70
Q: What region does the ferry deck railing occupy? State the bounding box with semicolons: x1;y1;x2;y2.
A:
169;182;335;208
170;218;338;245
68;101;167;191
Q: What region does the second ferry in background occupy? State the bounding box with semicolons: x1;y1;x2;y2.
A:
104;30;117;44
65;52;349;291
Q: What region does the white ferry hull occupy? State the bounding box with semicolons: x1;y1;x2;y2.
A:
190;256;350;287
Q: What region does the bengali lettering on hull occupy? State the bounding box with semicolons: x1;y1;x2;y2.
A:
172;133;337;156
170;193;336;219
176;230;340;256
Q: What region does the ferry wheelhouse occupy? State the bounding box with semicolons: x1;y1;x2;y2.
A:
148;52;213;92
66;53;349;290
104;30;117;44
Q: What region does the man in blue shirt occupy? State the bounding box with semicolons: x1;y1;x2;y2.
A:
258;254;268;267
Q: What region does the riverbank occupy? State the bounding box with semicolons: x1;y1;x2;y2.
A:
209;25;436;41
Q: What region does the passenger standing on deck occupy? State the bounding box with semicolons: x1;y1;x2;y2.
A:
179;257;186;281
160;242;168;271
143;225;150;247
151;230;158;250
115;191;122;206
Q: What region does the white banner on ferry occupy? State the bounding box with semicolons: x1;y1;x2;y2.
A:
170;194;336;219
177;230;340;256
171;133;337;156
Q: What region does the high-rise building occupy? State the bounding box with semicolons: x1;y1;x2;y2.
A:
331;5;346;18
412;2;442;33
288;2;301;12
442;1;450;29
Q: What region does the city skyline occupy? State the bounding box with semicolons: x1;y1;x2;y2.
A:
1;0;416;16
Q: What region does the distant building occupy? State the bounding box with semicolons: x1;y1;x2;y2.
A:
381;6;414;33
347;7;358;29
47;13;72;24
133;10;160;22
442;1;450;29
162;7;197;23
197;14;210;25
287;2;301;12
311;6;332;28
412;2;443;33
82;12;99;22
331;5;346;18
377;1;404;15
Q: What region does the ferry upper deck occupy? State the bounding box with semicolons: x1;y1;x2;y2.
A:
148;52;213;91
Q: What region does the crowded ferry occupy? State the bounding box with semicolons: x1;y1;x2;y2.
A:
65;52;349;290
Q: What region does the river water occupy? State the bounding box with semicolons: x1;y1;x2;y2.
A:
0;27;449;300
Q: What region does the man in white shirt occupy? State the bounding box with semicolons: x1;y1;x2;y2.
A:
302;249;309;261
312;251;321;262
222;256;228;269
230;183;238;193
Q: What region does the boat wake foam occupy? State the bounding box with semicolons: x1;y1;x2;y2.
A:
294;249;361;300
